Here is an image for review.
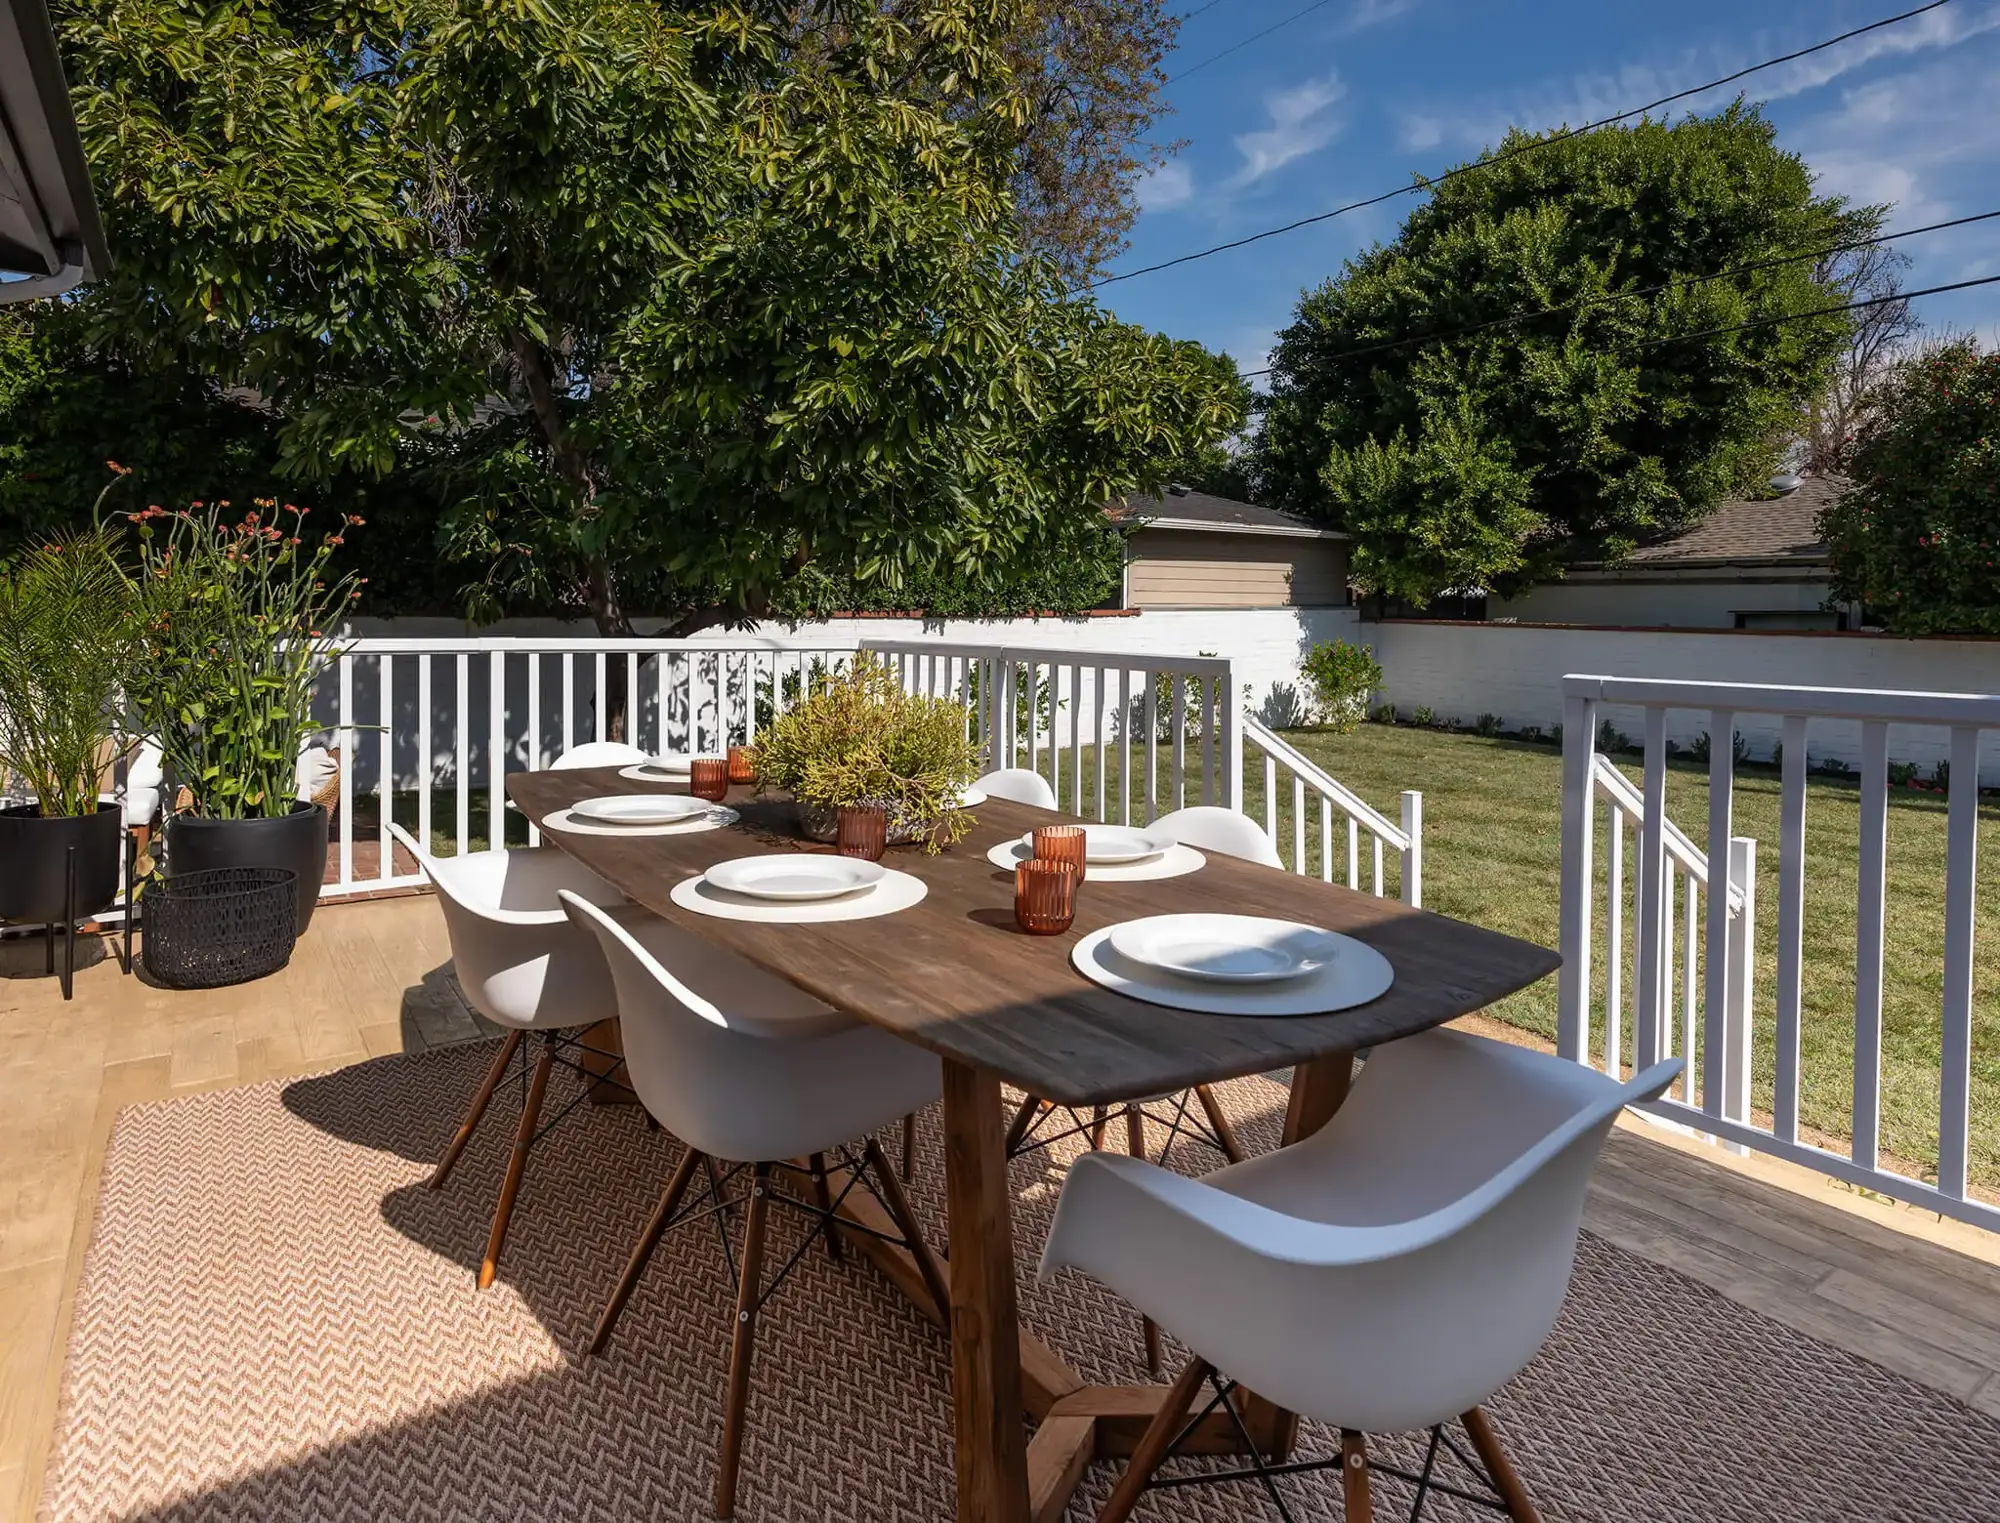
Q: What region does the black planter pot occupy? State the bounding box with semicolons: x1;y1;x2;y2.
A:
0;803;122;924
165;802;328;937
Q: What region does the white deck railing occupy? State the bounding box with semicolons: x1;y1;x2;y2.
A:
1558;674;1996;1231
1241;715;1422;906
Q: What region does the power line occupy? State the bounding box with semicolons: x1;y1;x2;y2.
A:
1094;0;1955;290
1236;269;2000;379
1172;0;1341;82
1177;0;1229;22
1252;207;2000;371
1640;272;2000;349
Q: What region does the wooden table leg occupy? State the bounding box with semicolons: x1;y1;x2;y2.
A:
579;1017;636;1106
942;1060;1031;1523
1245;1048;1355;1456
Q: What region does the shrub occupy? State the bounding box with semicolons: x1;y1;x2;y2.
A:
1474;713;1502;737
1932;758;1951;790
1688;729;1751;765
1888;761;1920;787
1299;640;1383;732
1820;340;2000;634
1370;703;1398;725
1412;705;1437;727
1597;719;1629;753
1818;755;1854;777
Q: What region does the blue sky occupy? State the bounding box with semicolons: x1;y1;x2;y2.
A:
1095;0;2000;381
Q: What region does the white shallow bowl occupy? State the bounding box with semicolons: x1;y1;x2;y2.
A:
702;855;887;902
633;753;694;776
572;794;714;826
951;787;989;810
1108;914;1341;985
1019;823;1170;865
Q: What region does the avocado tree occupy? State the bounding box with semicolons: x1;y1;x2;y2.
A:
57;0;1242;636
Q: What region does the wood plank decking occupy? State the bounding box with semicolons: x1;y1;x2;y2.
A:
2;894;1998;1521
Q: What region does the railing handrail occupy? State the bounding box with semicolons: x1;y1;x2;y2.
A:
1590;753;1743;913
860;637;1234;677
1241;714;1409;850
334;635;856;655
1563;673;2000;727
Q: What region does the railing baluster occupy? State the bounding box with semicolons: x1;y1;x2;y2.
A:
1320;796;1332;884
1635;708;1669;1070
1606;808;1624;1077
1170;675;1186;812
1371;835;1383;896
1145;675;1158;824
1774;713;1808;1144
1680;869;1696;1103
525;653;541;848
1346;817;1358;889
1069;664;1083;816
561;652;575;758
658;648;673;755
1201;674;1215;808
1722;837;1757;1150
1291;774;1305;872
624;651;638;748
417;652;432;861
1853;720;1889;1171
1262;753;1276;843
1701;709;1736;1118
1095;665;1108;824
489;650;506;851
455;653;470;856
1026;662;1040;778
593;652;606;743
337;653;354;890
1555;691;1598;1064
1399;791;1422;907
1118;668;1132;825
1939;725;1981;1199
378;652;395;881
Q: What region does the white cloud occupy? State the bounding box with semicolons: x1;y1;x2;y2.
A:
1398;113;1444;152
1230;72;1348;189
1340;0;1417;33
1136;160;1195;213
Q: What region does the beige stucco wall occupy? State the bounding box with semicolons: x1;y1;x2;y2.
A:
1124;528;1349;609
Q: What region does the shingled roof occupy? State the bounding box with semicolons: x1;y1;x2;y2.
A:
1617;475;1846;568
1109;488;1343;538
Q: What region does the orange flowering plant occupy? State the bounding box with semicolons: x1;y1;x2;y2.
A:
124;499;365;819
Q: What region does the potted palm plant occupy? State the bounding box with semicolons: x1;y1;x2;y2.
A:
755;655;982;849
0;529;138;931
124;499;363;936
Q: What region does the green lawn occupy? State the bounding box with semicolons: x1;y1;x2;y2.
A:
1266;724;2000;1191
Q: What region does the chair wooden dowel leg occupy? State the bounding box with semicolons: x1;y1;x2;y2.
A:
900;1112;916;1181
478;1034;553;1290
808;1152;843;1263
1123;1105;1163;1371
715;1163;772;1520
862;1136;951;1327
1341;1430;1373;1523
1192;1083;1246;1164
589;1147;704;1355
431;1031;524;1190
1462;1408;1540;1522
1096;1354;1212;1523
1089;1104;1108;1149
1004;1093;1044;1154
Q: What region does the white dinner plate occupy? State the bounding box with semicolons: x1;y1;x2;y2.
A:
571;793;714;826
950;787;989;810
702;855;888;902
1019;823;1171;865
1108;914;1342;984
633;752;694;776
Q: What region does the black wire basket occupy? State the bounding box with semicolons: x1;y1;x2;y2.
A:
142;867;300;989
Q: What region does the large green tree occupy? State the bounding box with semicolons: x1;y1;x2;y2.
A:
1253;104;1864;606
1820;340;2000;635
55;0;1239;636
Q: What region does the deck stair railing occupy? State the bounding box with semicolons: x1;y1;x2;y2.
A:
1559;673;1998;1231
1241;715;1422;907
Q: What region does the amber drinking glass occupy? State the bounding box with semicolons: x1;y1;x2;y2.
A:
1015;860;1079;935
689;757;730;802
836;805;888;861
1032;823;1087;883
726;745;759;785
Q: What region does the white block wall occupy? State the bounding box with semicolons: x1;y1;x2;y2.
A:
1369;619;2000;784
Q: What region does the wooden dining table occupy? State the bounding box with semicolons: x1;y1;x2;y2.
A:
508;766;1561;1523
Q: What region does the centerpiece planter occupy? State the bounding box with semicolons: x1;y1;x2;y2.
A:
0;802;123;924
164;802;328;936
756;655;981;852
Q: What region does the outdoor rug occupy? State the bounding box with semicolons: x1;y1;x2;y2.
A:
38;1042;2000;1522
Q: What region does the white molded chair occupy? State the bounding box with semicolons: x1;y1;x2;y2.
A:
559;889;947;1519
1040;1030;1680;1522
1150;805;1283;869
551;740;649;770
388;822;637;1287
975;766;1058;809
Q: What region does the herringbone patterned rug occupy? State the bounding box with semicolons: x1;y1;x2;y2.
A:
39;1044;2000;1522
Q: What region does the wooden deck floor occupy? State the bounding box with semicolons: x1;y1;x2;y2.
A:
3;895;1999;1521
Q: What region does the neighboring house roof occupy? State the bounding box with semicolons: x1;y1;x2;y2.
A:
1619;474;1845;569
0;0;110;301
1109;487;1348;541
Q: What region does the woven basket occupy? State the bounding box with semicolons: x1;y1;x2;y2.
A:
142;867;299;989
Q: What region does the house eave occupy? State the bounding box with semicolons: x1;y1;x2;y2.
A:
1132;517;1350;542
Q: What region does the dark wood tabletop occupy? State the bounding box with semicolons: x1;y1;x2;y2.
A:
508;766;1559;1107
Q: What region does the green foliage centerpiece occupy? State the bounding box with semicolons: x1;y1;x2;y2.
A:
756;656;982;851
